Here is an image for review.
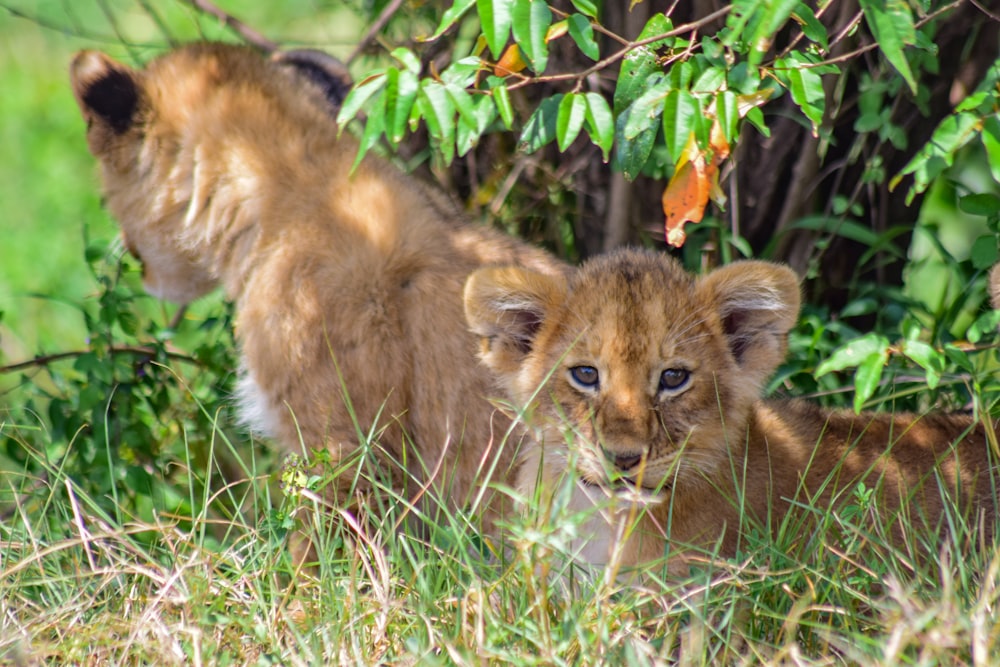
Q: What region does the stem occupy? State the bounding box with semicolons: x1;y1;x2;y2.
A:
179;0;278;53
505;6;732;91
1;346;200;375
347;0;407;65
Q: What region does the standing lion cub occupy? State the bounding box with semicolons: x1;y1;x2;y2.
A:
465;249;999;570
70;43;566;530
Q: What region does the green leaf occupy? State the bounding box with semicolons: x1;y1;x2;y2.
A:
745;106;770;137
440;56;483;87
519;94;563;153
858;0;917;94
431;0;478;40
446;83;478;127
457;95;497;156
716;90;739;143
955;91;991;114
623;79;669;140
614;14;673;115
662;89;699;164
352;89;386;172
491;79;514;128
900;340;943;389
787;215;881;246
693;67;725;94
557;93;586;151
583;92;613;161
815;333;890;377
417;82;456;165
893;112;980;201
389;47;421;75
512;0;552;73
968;310;1000;344
792;3;829;50
971;235;999;271
614;109;657;181
570;0;598;19
748;0;800;67
853;349;888;413
384;68;419;144
668;61;693;90
961;193;1000;217
567;13;600;61
478;0;513;59
637;12;674;49
778;54;825;137
983;115;1000;184
615;50;659;116
336;73;386;127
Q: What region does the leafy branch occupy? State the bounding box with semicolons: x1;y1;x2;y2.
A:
0;345;200;376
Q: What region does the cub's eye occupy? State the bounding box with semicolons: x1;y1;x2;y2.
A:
568;365;600;390
659;368;690;392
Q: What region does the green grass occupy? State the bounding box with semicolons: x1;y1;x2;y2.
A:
4;401;1000;664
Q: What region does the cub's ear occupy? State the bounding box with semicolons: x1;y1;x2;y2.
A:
272;49;353;112
990;264;1000;311
464;267;567;377
697;261;801;386
70;51;140;135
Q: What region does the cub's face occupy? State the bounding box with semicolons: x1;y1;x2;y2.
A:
465;249;800;495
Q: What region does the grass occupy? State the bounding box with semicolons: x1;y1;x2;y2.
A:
0;332;1000;665
4;376;1000;665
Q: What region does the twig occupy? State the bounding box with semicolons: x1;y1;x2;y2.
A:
179;0;278;53
808;1;964;69
347;0;406;64
503;6;732;91
969;0;1000;22
0;345;200;375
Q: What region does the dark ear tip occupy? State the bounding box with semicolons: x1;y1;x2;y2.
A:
272;48;353;110
70;51;139;134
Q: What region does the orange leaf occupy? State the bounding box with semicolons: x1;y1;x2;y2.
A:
495;44;526;77
662;152;709;247
662;124;731;247
709;118;730;161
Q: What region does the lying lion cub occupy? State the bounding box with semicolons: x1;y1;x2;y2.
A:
70;43;566;530
465;249;999;570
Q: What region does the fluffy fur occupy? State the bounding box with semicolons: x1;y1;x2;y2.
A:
70;43;566;528
465;248;999;571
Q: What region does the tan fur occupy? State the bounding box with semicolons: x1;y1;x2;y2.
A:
69;43;567;528
465;248;998;571
991;264;1000;310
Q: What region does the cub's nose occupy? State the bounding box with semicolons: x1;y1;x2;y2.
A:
602;447;643;472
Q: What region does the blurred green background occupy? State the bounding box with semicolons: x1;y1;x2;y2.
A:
0;1;365;363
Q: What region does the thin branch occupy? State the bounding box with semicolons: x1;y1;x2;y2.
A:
179;0;278;53
347;0;406;64
503;6;732;92
1;346;200;375
809;1;964;69
969;0;1000;22
827;9;865;54
549;6;629;47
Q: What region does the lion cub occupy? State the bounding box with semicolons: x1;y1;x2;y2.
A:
465;248;998;570
70;43;565;529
